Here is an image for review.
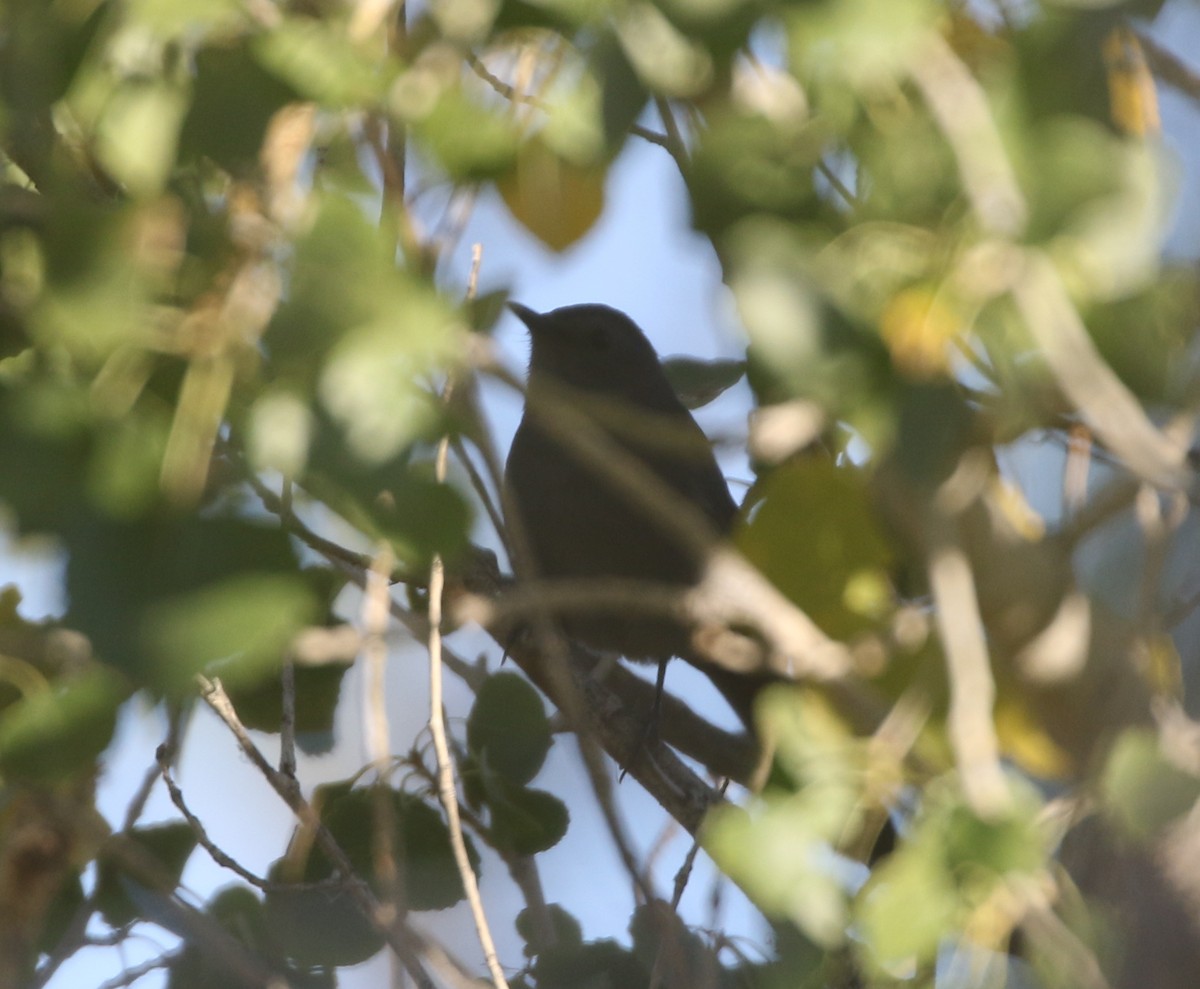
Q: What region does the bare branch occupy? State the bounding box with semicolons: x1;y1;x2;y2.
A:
926;503;1010;818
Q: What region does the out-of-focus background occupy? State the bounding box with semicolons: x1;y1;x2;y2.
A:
6;0;1200;986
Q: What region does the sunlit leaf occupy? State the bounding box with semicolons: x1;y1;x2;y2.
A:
256;19;392;107
94;81;188;197
737;459;893;638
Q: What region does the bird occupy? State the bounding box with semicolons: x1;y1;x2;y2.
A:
503;301;767;730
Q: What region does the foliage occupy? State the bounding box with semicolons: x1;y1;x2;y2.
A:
2;0;1199;987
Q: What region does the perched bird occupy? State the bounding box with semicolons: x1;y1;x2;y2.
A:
503;302;765;728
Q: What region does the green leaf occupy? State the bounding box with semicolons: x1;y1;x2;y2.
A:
416;89;520;181
592;35;646;151
516;903;583;956
225;663;349;750
1101;729;1200;841
94;81;189;196
264;881;385;968
736;459;893;639
705;797;851;947
169;885;337;989
96;823;199;928
855;838;958;969
489;785;570;856
255;19;392;107
661;356;745;409
787;0;937;90
142;573;318;690
615;3;712;98
467;672;552;786
66;515;311;693
0;666;127;781
533;938;647;989
282;785;482;910
180;43;301;171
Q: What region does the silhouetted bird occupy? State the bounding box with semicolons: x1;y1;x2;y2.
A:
504;302;764;728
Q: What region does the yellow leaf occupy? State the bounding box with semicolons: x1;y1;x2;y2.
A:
879;285;962;380
1103;26;1159;138
994;695;1074;780
497;139;606;252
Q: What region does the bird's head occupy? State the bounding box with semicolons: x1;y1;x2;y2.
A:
509;302;674;406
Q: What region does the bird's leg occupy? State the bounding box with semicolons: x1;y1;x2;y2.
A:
619;657;670;781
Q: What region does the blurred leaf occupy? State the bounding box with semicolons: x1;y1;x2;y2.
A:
37;872;86;955
592;34;648;150
255;19;392;107
855;836;958;969
498;138;606;251
994;694;1075;780
1101;729;1200;841
615;3;712;98
96;823;198;928
705;798;850;947
787;0;937;90
264;193;464;468
86;405;172;520
467;671;552;786
94;81;189;197
705;690;861;946
661;356;745;409
143;573;316;690
891;381;975;488
431;0;502;42
736;459;893;639
169;885;335;989
1084;268;1198;404
225;663;348;750
690;110;822;235
856;779;1048;972
303;454;471;569
0;666;127;781
466;288;511;333
128;0;248;38
416;89;520;181
1102;25;1159;137
180;43;301;171
879;285;964;380
66;515;310;693
32;200;157;366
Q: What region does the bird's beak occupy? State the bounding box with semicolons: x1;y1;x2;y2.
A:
507;302;545;333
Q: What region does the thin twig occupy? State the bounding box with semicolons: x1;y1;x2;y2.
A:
96;952;179;989
197;675;438;989
157;749;341;892
654;97;689;173
280;658;297;780
428;247;510;989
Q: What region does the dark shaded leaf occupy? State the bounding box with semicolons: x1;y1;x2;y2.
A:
467;672;551;786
